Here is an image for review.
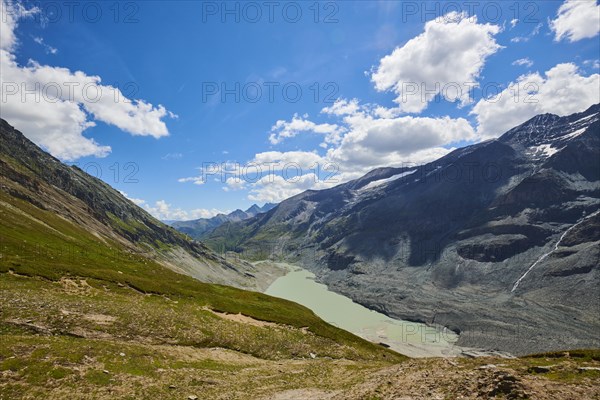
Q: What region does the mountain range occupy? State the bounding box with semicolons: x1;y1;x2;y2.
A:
205;104;600;355
169;203;276;240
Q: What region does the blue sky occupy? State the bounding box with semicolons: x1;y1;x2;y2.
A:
1;0;599;220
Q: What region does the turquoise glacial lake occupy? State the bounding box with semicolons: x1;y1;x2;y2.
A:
265;265;460;357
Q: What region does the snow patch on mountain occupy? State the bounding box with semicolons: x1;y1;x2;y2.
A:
562;127;587;140
360;170;417;191
526;143;562;159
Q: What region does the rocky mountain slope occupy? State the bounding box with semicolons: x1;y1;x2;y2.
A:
170;203;276;240
0;119;286;290
206;104;600;355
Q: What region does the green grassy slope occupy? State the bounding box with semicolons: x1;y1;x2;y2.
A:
0;170;400;363
0;118;401;358
0;118;278;288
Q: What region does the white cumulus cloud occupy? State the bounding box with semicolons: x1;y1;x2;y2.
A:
269;113;345;147
247;173;332;203
0;0;175;161
371;12;502;113
325;110;473;175
0;0;39;52
512;58;534;68
222;177;246;192
550;0;600;42
128;196;225;221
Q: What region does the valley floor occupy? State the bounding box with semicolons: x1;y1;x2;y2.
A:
1;272;599;399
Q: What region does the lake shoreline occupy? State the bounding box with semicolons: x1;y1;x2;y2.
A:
263;262;463;358
262;262;516;359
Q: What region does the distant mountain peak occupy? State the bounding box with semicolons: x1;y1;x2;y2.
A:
170;202;278;239
527;112;560;124
500;103;599;148
245;204;261;214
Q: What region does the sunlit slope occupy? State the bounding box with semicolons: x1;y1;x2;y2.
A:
0;117;276;290
0;118;401;365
